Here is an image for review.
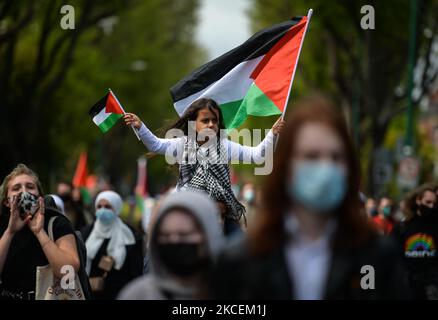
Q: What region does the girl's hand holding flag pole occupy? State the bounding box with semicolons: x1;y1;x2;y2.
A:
123;113;142;130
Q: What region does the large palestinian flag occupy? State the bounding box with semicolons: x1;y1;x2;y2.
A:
170;15;310;129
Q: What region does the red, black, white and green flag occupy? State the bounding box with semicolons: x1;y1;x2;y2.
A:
170;12;311;129
89;90;125;133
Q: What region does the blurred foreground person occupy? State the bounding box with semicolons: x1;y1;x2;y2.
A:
213;95;408;300
81;190;143;299
392;184;438;299
0;164;80;300
118;191;224;299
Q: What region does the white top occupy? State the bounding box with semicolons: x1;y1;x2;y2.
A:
137;122;276;164
284;214;337;300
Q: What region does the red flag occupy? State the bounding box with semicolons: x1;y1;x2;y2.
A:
73;152;88;188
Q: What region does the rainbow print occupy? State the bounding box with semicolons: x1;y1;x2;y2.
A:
404;233;436;258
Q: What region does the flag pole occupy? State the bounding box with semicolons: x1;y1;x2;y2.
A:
109;88;140;140
275;8;313;149
282;8;313;118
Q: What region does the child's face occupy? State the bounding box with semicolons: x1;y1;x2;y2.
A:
195;107;219;135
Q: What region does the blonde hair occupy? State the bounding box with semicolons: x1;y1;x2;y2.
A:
0;164;43;210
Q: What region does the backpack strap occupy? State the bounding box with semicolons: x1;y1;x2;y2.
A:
48;216;57;241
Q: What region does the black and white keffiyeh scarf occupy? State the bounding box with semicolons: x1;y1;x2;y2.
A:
176;136;246;221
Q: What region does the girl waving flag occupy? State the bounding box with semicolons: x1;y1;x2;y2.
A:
124;99;284;233
125;13;312;232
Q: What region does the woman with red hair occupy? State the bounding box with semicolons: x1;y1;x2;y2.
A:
213;95;408;299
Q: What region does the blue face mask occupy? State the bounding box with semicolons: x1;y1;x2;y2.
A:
382;206;392;218
288;161;347;213
96;208;116;225
243;190;255;203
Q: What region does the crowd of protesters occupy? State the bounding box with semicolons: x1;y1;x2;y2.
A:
1;95;438;300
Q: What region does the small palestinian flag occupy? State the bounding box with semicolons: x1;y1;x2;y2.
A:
170;14;310;129
89;90;125;133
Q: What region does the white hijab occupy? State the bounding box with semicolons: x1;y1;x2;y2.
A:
85;191;136;274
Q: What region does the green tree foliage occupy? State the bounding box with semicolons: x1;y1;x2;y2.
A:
249;0;438;195
0;0;203;194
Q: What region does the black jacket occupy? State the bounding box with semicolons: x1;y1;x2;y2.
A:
213;234;410;300
392;215;438;275
391;215;438;299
